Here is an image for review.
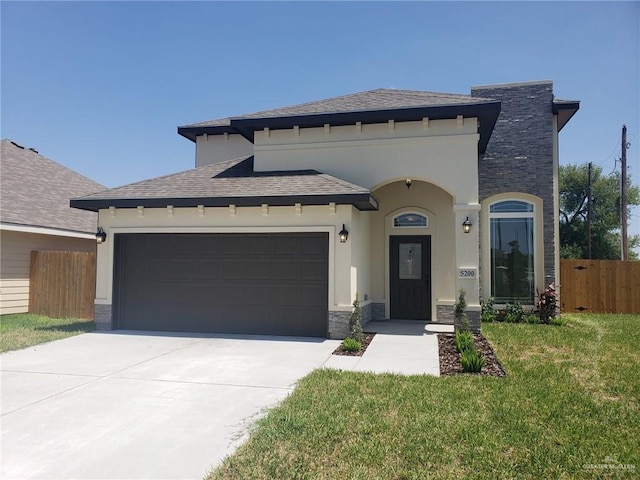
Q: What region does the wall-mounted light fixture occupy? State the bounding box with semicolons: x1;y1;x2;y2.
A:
462;217;472;234
96;227;107;244
339;224;349;243
405;178;412;190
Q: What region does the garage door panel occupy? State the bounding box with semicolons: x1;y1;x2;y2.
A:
114;233;328;337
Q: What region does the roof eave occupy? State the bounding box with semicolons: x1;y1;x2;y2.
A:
178;101;502;153
230;102;501;153
553;101;580;132
177;125;255;143
70;193;379;213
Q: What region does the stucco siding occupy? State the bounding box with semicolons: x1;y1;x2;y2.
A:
253;119;480;204
0;230;96;315
350;208;371;304
195;134;254;167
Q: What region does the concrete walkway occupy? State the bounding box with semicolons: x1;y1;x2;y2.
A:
322;321;453;376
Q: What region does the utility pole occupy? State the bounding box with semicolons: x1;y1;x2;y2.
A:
621;124;628;261
587;162;592;259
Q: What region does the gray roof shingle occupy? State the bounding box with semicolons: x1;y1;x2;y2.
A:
1;140;106;234
71;157;377;212
181;88;495;128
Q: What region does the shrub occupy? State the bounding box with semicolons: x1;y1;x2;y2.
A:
504;302;525;323
455;330;474;353
536;283;558;324
461;350;486;373
349;293;363;342
342;337;361;352
480;297;496;323
454;288;470;332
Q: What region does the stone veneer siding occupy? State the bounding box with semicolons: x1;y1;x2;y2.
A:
94;304;112;331
329;303;372;339
372;302;386;321
472;81;557;288
453;310;481;333
436;305;455;324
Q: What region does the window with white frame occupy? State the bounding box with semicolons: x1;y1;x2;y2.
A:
489;200;535;304
393;212;428;228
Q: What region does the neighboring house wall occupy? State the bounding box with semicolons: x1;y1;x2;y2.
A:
196;134;254;167
0;229;96;315
472;81;556;302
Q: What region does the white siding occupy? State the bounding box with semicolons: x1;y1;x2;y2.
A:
0;230;96;315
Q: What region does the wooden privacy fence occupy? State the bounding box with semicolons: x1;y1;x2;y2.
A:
560;259;640;314
29;250;96;319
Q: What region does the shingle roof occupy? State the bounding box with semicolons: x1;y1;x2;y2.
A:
1;140;106;234
71;157;378;212
181;88;495;128
177;88;502;153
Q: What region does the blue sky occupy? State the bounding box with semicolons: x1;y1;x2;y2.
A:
2;1;639;238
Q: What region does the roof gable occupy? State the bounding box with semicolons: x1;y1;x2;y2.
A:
1;140;106;234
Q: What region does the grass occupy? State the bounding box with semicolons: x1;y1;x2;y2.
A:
209;314;639;479
0;313;95;353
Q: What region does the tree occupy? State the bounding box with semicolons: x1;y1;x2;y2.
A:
560;164;640;260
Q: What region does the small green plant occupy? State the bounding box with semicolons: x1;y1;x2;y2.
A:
526;313;540;324
342;337;361;352
536;283;558;324
480;297;497;323
504;302;526;323
349;293;364;342
455;330;474;353
550;315;567;326
454;288;470;332
461;350;486;373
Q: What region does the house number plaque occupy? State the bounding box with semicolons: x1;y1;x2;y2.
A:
458;268;477;279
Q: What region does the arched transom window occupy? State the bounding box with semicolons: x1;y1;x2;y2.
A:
393;213;428;228
489;200;535;304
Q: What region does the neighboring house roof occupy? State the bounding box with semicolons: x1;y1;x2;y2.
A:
71;156;378;212
178;88;502;153
1;139;106;235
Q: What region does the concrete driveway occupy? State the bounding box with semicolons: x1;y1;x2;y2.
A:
1;331;340;480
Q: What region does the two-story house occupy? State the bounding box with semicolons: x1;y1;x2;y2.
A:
72;80;578;338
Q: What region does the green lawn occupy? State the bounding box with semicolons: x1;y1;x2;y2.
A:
209;314;639;479
0;313;95;353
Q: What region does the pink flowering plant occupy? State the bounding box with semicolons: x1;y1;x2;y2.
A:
536;282;558;324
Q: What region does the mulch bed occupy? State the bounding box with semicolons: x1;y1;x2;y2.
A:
332;333;376;356
438;333;506;377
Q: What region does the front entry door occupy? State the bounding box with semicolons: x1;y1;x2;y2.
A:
390;236;431;320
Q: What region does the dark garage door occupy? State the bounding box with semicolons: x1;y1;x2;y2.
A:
113;233;329;337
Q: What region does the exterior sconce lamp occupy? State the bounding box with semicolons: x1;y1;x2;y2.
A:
462;217;472;234
96;227;107;244
405;178;412;190
339;224;349;243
